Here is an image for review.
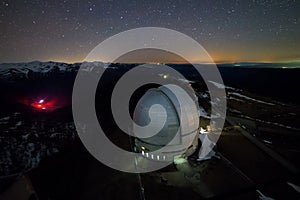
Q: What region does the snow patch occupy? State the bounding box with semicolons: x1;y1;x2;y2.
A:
208;80;225;89
228;92;275;106
15;121;22;126
198;106;221;119
239;114;299;131
0;116;10;121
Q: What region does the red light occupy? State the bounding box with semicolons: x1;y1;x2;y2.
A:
24;97;58;111
31;100;50;110
32;103;45;110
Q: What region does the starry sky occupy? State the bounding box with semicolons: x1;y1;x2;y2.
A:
0;0;299;63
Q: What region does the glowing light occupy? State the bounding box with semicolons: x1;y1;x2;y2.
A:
30;98;55;111
174;156;187;164
163;75;168;79
200;127;208;134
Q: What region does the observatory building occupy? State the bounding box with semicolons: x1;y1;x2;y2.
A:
133;84;200;162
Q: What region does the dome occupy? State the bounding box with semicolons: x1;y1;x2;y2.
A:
133;84;199;162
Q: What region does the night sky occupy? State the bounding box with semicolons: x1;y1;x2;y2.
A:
0;0;299;63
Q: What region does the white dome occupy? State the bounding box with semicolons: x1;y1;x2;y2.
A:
133;84;199;161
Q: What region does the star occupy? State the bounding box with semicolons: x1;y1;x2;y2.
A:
0;0;299;63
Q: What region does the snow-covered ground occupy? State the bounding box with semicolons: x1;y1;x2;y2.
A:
228;92;275;106
196;80;299;132
0;112;77;177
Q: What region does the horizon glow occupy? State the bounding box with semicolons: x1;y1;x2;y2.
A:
0;0;299;63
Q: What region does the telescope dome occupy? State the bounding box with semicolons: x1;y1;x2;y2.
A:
133;84;199;162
